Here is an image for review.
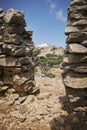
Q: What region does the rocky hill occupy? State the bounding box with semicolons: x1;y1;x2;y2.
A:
34;45;64;57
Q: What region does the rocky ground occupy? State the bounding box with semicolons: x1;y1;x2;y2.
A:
0;67;87;130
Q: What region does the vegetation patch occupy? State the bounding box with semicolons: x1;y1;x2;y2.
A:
33;49;41;56
34;53;63;67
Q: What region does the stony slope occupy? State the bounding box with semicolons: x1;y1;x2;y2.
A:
34;45;64;57
0;66;87;130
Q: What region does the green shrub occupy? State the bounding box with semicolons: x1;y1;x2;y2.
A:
35;55;63;67
46;53;57;58
51;46;57;51
44;72;55;78
33;49;41;56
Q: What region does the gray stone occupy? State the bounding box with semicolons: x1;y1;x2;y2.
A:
72;20;87;26
0;56;31;66
3;9;26;26
63;63;87;73
3;34;23;45
63;54;87;63
69;5;87;12
71;0;87;6
2;44;26;56
66;43;87;54
65;26;87;35
64;72;87;88
69;11;86;20
82;40;87;46
4;26;24;34
67;32;87;44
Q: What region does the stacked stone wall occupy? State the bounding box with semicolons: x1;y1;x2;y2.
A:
0;8;37;95
62;0;87;101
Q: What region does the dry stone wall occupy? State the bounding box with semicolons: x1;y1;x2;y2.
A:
62;0;87;95
0;8;37;95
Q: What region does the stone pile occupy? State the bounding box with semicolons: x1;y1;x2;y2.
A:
62;0;87;102
0;8;37;95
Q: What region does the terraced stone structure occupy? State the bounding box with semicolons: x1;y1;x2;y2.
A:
0;8;37;95
63;0;87;105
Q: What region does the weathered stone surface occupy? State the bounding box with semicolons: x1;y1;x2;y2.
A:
0;56;31;66
4;26;24;34
65;26;87;35
3;9;26;26
3;34;23;45
66;43;87;54
69;11;87;20
2;44;30;56
63;0;87;91
69;5;87;12
0;8;38;95
63;63;87;73
13;72;34;85
72;19;87;26
71;0;87;6
63;72;87;89
63;54;87;63
67;32;87;44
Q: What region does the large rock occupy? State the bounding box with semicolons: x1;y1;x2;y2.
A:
1;43;31;56
3;9;26;26
65;26;87;35
69;5;87;12
71;0;87;6
66;43;87;54
63;54;87;63
3;34;23;45
0;56;31;66
66;32;87;44
63;72;87;89
4;25;24;34
63;63;87;73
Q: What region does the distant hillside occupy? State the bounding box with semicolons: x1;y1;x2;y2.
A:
33;45;64;68
34;45;64;57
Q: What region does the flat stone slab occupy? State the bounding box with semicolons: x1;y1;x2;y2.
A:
63;72;87;89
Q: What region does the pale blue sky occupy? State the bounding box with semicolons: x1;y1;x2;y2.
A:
0;0;71;47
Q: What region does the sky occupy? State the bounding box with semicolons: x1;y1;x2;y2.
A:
0;0;71;47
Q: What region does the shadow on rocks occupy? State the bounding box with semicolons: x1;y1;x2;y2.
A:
50;95;87;130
